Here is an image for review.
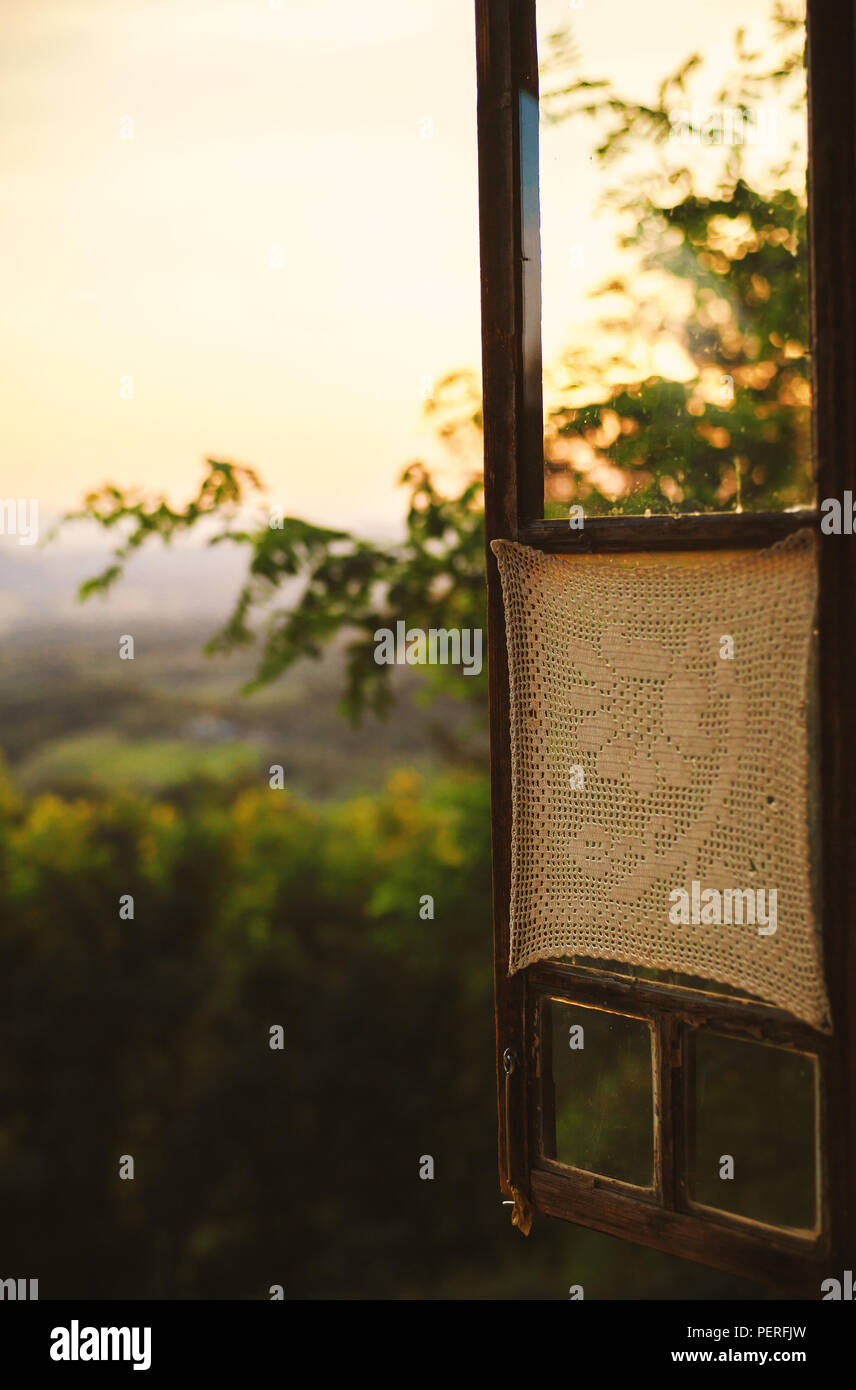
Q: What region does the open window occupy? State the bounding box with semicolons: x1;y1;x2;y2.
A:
475;0;856;1291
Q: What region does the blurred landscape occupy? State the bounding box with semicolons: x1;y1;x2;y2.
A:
0;538;781;1299
0;0;811;1300
0;545;470;805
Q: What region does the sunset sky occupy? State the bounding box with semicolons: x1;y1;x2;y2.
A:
0;0;800;536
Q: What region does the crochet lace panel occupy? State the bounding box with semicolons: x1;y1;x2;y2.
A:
491;530;829;1030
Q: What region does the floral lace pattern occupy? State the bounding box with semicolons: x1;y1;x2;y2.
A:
491;530;829;1030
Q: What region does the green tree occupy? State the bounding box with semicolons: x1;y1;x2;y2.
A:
66;8;808;714
539;5;810;516
67;458;486;731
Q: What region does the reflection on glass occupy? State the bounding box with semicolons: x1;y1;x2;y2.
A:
545;999;654;1186
536;0;811;517
691;1030;817;1230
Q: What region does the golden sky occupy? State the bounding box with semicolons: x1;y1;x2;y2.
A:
0;0;800;533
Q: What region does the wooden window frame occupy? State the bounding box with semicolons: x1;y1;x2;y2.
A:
475;0;856;1291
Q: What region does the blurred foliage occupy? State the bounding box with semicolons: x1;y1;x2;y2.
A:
28;9;813;1299
692;1031;817;1230
0;757;489;1297
550;1005;654;1187
68;461;486;735
0;757;771;1298
539;4;811;515
68;9;811;720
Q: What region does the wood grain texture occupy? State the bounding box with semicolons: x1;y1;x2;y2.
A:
530;1166;827;1293
475;0;527;1204
806;0;856;1276
521;509;816;553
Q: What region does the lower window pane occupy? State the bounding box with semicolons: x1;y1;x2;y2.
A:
543;999;654;1187
690;1030;818;1231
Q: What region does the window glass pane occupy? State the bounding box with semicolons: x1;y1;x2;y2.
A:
536;0;812;518
544;998;654;1186
690;1030;818;1231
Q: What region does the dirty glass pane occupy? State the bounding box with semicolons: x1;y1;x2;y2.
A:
690;1030;818;1231
536;0;812;517
544;999;654;1186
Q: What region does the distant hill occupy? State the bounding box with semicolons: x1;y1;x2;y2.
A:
0;533;253;634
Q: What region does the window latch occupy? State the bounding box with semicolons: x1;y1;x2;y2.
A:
502;1046;532;1235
